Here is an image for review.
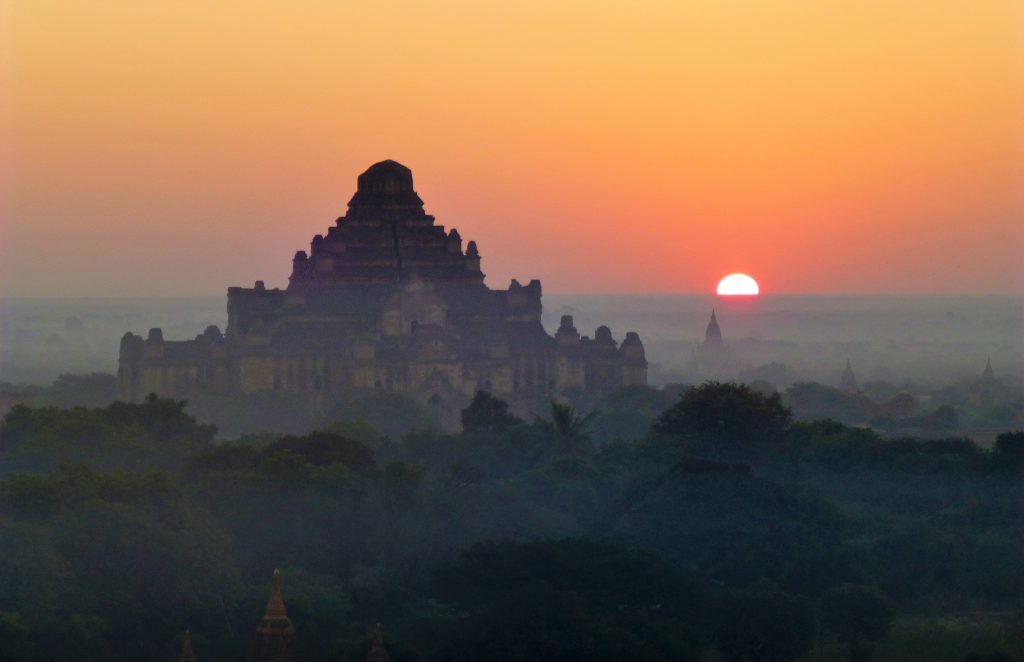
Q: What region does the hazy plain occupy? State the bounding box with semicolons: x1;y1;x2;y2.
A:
1;294;1020;390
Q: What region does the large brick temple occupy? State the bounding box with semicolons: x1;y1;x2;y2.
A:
118;160;646;428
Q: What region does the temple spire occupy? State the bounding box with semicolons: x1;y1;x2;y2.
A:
265;568;287;619
983;356;995;381
179;629;196;662
248;569;302;662
840;358;858;393
366;623;391;662
704;309;723;346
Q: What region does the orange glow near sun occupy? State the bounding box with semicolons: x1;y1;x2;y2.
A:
717;274;760;296
2;2;1022;297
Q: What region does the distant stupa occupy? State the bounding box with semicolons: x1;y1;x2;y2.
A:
179;630;196;662
983;356;995;381
248;570;303;662
366;624;392;662
973;355;1011;407
705;309;723;346
840;358;858;393
688;309;736;379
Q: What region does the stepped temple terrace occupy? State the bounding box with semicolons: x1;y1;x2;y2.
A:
118;160;647;428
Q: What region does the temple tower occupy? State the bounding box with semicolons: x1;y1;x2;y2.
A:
705;309;723;346
179;630;196;662
983;356;995;381
840;358;858;393
688;309;736;379
118;160;647;428
366;624;391;662
248;570;303;662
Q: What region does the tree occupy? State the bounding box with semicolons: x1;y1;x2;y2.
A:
382;461;425;505
267;432;377;474
0;397;216;473
37;373;118;409
820;584;894;662
0;612;32;660
461;391;522;433
437;539;710;661
713;581;816;662
539;400;599;440
993;431;1024;464
654;382;792;446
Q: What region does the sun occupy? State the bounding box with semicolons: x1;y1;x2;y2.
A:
716;273;759;296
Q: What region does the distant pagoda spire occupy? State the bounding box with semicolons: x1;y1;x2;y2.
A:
704;309;723;346
840;358;858;393
248;569;303;662
264;569;288;619
366;623;391;662
983;356;995;381
179;629;196;662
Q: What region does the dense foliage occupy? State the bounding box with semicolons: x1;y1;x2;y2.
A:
0;383;1020;661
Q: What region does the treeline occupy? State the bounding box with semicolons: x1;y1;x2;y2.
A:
0;384;1021;661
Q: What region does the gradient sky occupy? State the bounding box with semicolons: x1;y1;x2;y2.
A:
2;1;1022;297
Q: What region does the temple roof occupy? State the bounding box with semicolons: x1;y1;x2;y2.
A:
347;160;425;218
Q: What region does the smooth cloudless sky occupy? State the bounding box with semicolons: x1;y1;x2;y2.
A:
2;1;1022;296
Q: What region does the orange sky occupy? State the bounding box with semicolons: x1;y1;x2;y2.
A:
2;1;1022;296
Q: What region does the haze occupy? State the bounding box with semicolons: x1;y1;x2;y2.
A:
3;0;1023;297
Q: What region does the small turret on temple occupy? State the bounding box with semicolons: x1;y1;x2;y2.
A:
117;160;647;429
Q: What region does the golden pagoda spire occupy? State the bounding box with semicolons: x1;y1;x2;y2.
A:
253;568;296;637
248;569;302;661
265;568;288;619
366;623;391;662
179;629;196;662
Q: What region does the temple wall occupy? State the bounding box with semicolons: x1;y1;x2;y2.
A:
585;361;623;393
553;355;586;391
239;356;278;393
622;363;647;386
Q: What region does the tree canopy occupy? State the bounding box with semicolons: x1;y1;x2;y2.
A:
653;382;793;446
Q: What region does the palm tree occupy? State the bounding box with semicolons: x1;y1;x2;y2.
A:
543;400;599;440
